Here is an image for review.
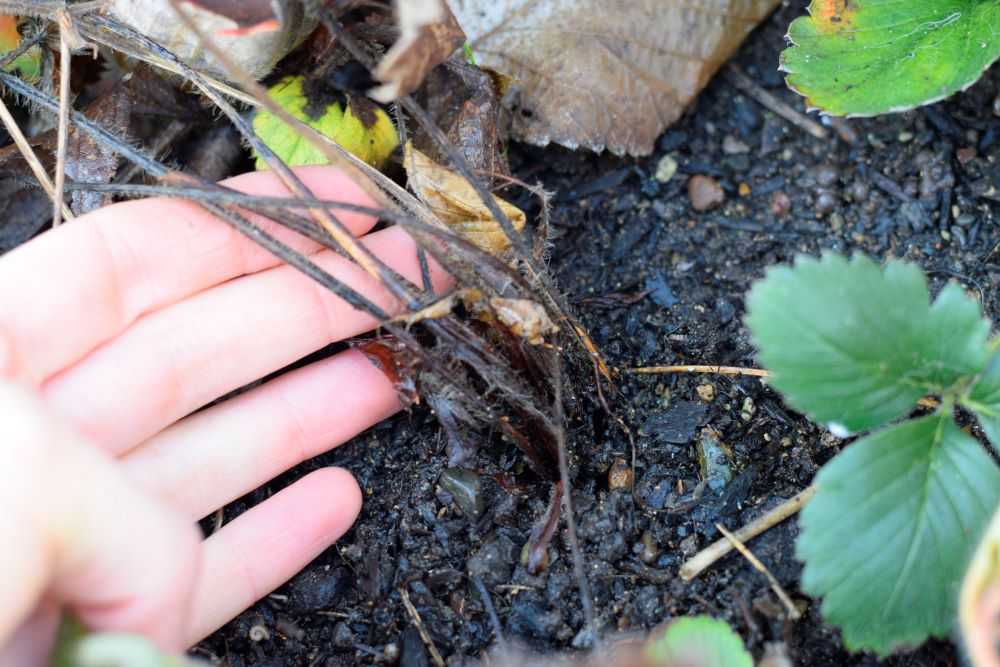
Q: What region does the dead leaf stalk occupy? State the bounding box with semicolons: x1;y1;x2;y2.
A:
724;65;828;141
399;587;446;667
52;12;73;227
680;486;816;581
715;522;801;620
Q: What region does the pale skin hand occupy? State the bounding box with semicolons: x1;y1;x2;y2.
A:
0;166;449;665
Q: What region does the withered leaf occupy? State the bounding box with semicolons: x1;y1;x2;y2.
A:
414;61;509;184
490;298;558;345
183;0;282;33
108;0;316;79
403;142;525;255
371;0;466;102
64;79;133;215
448;0;780;156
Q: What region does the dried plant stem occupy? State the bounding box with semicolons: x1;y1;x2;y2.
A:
0;94;73;221
680;486;816;581
52;20;73;226
399;588;446;667
163;2;415;307
0;73;397;329
553;361;598;647
629;364;770;378
724;65;828;141
715;522;801;620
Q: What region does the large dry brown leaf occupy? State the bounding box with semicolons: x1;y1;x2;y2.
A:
447;0;779;156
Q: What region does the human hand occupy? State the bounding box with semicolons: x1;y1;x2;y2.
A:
0;167;448;664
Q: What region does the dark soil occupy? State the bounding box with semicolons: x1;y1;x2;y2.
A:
195;3;1000;665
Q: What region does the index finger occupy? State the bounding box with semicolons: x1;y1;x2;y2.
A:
0;166;378;385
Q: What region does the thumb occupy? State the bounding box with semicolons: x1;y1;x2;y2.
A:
0;380;202;660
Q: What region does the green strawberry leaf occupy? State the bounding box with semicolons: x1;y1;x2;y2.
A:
781;0;1000;116
797;414;1000;655
746;253;989;435
644;616;752;667
963;352;1000;453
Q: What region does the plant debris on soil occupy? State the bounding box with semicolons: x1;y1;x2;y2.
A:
5;1;999;665
181;2;1000;664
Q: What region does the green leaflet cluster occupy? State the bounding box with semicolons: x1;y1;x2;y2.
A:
746;253;1000;655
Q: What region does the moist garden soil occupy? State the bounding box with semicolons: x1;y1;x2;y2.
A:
194;3;1000;665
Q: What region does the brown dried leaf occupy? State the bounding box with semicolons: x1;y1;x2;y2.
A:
108;0;316;79
448;0;780;156
183;0;281;33
414;61;509;184
403;142;525;255
371;0;466;102
64;82;133;215
490;297;558;344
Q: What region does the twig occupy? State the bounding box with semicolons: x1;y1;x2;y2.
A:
53;13;73;226
0;94;73;221
724;65;828;141
471;576;506;648
399;587;445;667
629;364;770;378
715;522;801;620
553;360;599;647
680;486;816;581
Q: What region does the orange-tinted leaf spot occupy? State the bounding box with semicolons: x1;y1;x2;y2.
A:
0;15;22;52
811;0;859;34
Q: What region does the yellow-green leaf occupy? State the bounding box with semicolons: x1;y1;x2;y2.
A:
252;75;398;170
0;16;41;82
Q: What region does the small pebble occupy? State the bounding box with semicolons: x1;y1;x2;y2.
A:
696;428;733;493
769;191;791;217
738;182;751;197
333;622;355;647
847;181;869;202
897;131;913;143
741;397;756;421
383;643;400;662
679;534;700;558
438;467;483;518
608;457;634;491
640;531;660;564
688;175;725;211
828;212;845;231
655;154;678;183
956;213;976;227
813;164;840;187
696;383;715;402
814;189;837;215
722;134;750;154
957;146;976;164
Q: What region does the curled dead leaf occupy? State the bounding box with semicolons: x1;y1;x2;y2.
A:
490;298;558;344
183;0;282;33
448;0;780;156
414;61;509;184
107;0;316;79
371;0;466;102
403;142;525;254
